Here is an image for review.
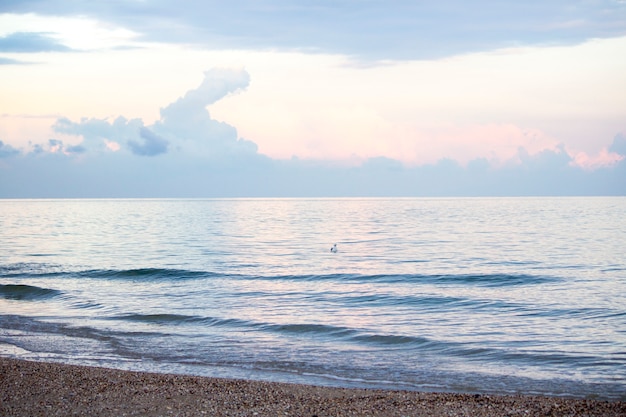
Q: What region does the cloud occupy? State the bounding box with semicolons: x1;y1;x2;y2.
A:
53;116;145;152
2;140;624;198
66;144;86;154
609;134;626;156
2;1;625;60
45;139;86;155
569;134;626;170
155;68;254;156
0;32;72;52
517;144;572;171
128;127;168;156
0;56;29;65
0;140;19;158
258;145;625;197
163;68;250;115
361;156;405;172
51;68;258;158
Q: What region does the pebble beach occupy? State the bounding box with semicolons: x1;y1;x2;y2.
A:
1;358;624;417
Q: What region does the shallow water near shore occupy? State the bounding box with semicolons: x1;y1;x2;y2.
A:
1;197;625;400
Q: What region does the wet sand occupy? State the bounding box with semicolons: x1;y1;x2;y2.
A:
1;357;624;416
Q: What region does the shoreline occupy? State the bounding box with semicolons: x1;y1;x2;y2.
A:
1;358;624;416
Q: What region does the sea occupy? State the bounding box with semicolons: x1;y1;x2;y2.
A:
1;197;625;400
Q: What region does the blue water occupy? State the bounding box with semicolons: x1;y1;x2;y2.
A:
1;197;625;400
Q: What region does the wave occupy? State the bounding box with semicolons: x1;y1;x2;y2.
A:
0;263;66;278
87;268;210;280
7;311;618;374
1;264;560;289
108;313;252;328
262;323;358;339
107;312;423;345
0;283;62;301
3;313;623;401
0;265;218;281
111;313;205;324
339;293;522;311
107;312;602;368
241;272;558;287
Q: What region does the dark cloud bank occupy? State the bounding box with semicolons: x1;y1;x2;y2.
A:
1;69;624;198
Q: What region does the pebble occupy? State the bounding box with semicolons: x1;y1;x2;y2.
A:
1;358;624;417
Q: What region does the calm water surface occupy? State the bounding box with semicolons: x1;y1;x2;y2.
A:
1;197;625;399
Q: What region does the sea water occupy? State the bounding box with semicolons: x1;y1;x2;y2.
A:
1;197;624;400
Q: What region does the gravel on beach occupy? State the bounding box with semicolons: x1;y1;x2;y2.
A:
1;357;624;416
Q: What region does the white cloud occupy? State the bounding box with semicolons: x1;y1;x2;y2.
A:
0;14;138;50
53;116;146;153
155;68;251;152
50;68;258;158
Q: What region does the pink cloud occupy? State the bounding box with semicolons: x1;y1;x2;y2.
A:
105;140;121;152
571;148;624;170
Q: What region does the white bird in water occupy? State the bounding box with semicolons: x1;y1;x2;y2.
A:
330;243;337;253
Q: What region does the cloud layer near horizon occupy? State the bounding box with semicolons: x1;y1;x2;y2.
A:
1;68;624;197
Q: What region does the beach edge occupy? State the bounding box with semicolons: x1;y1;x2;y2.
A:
1;357;624;416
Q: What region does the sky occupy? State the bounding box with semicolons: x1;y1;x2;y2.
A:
1;1;625;197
